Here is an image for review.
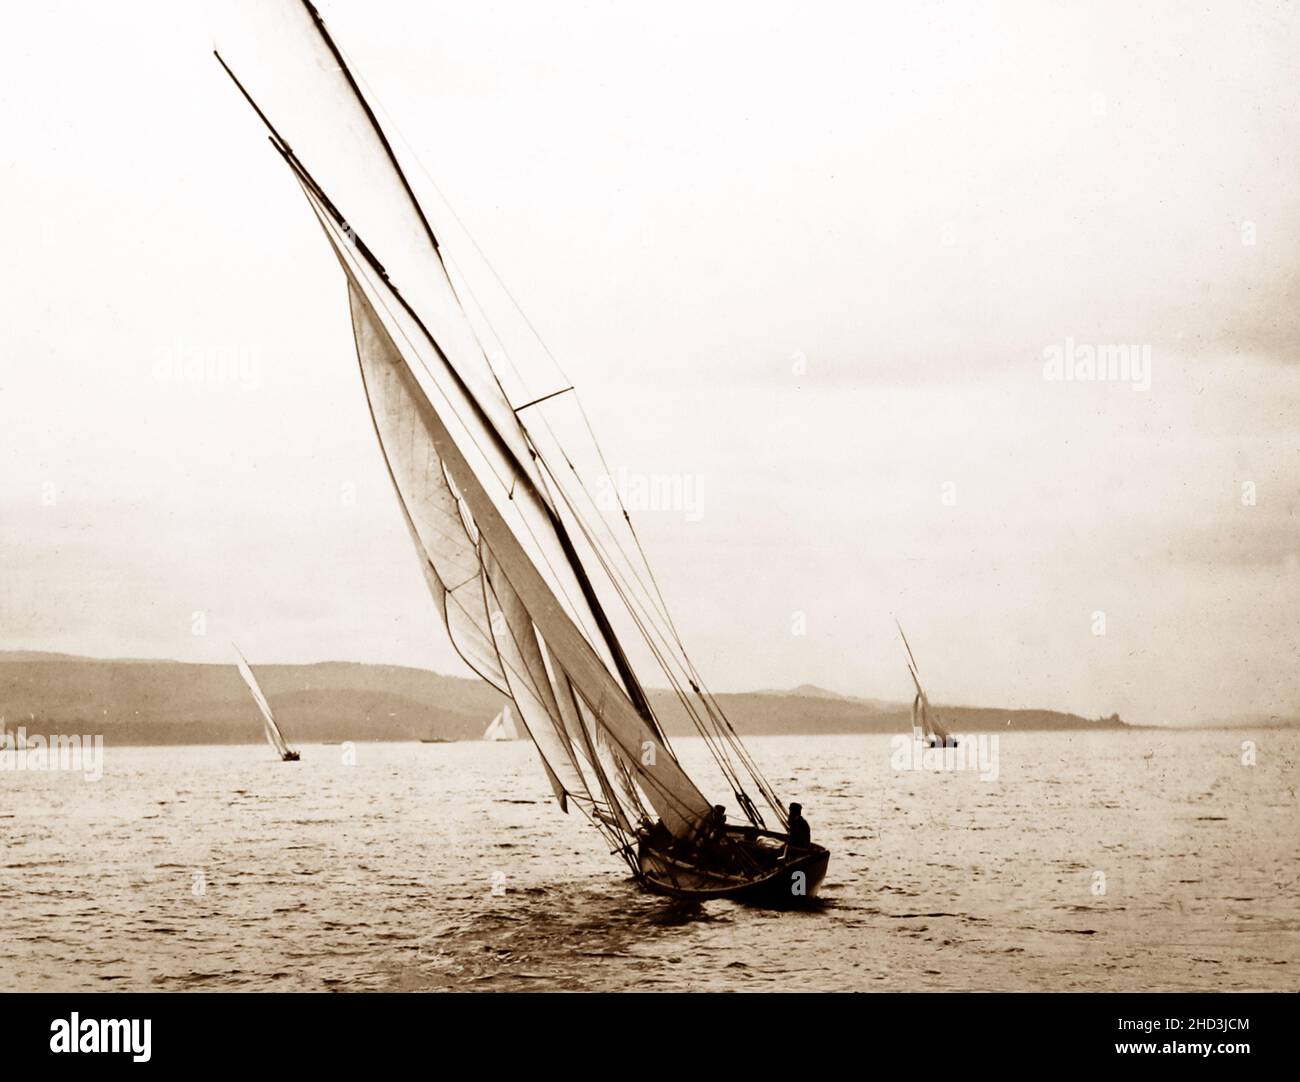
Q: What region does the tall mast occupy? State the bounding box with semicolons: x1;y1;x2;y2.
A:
214;30;665;741
294;1;666;739
300;1;445;262
896;618;923;680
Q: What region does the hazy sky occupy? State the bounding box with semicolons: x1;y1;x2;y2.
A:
1;1;1296;725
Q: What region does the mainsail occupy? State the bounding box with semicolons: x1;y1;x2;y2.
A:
215;0;790;869
898;622;955;747
484;705;521;741
233;644;297;760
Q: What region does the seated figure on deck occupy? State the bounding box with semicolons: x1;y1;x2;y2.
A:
703;805;726;843
685;805;727;863
785;802;811;855
640;817;673;849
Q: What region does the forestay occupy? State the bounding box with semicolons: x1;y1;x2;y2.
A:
215;0;791;865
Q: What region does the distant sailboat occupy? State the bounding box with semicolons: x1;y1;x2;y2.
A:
215;0;827;904
896;622;958;749
233;644;300;762
483;704;521;741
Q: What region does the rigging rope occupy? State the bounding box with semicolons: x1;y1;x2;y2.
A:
285;37;788;832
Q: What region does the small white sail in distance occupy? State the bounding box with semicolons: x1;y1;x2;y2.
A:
483;703;521;741
232;643;297;760
896;621;955;748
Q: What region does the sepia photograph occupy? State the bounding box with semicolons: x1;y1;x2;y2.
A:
1;0;1295;1061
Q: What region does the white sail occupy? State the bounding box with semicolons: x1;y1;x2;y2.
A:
917;685;954;746
214;0;793;858
898;622;954;747
332;241;709;834
484;705;521;741
233;644;295;760
926;700;954;746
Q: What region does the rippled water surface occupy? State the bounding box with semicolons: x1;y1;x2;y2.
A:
1;731;1296;991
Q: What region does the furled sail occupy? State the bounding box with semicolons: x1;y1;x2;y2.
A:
233;644;296;760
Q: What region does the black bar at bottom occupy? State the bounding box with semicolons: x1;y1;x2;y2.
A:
1;990;1290;1069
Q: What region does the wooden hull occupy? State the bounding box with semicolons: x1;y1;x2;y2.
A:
636;825;829;907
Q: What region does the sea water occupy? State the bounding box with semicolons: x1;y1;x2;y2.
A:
0;731;1295;991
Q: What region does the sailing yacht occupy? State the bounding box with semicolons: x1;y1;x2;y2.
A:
897;622;958;749
483;704;521;742
233;644;300;762
214;0;828;904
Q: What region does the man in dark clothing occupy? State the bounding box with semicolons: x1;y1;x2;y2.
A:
702;804;727;846
786;802;811;851
687;805;728;863
639;817;672;850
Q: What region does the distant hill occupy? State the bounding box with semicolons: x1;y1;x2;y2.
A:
756;684;900;713
0;656;502;745
0;652;1137;745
